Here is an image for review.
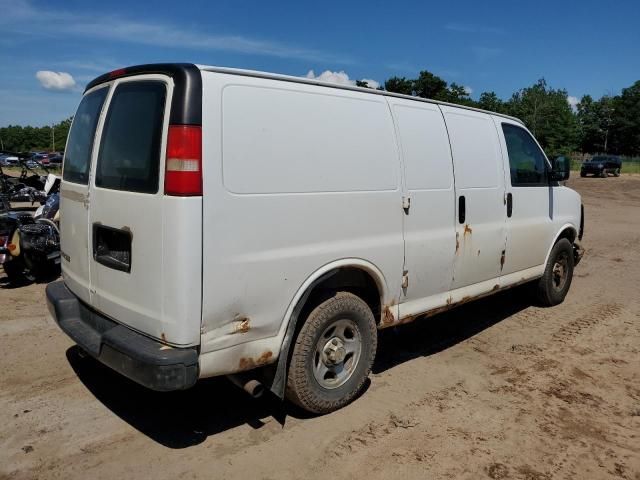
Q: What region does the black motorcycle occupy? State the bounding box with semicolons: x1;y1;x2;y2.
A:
0;167;61;284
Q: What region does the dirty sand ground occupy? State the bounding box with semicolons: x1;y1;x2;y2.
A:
1;176;639;480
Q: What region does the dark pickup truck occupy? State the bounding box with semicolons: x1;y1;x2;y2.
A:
580;155;622;178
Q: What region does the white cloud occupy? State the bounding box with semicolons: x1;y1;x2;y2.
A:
305;70;380;89
360;78;380;89
1;0;351;64
35;71;76;91
567;95;579;111
464;85;473;95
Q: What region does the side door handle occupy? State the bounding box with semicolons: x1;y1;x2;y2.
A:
506;192;513;217
458;195;466;224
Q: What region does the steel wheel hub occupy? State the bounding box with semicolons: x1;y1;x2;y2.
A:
313;318;362;390
552;253;568;290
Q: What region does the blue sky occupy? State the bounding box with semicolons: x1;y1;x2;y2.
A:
1;0;639;127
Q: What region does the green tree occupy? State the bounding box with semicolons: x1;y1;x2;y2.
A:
476;91;506;113
384;76;413;95
413;70;448;100
576;95;614;153
446;82;473;105
610;81;640;155
0;117;73;153
507;79;578;155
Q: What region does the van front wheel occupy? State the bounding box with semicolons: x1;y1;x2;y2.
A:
286;292;377;414
536;238;574;307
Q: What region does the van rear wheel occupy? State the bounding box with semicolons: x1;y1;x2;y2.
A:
536;238;574;307
286;292;377;414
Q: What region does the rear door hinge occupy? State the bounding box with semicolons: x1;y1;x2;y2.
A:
402;196;411;213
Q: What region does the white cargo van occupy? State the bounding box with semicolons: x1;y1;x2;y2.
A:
47;64;584;414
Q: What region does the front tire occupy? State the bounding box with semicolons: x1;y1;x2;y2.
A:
600;169;607;178
613;168;620;177
536;238;574;307
286;292;377;414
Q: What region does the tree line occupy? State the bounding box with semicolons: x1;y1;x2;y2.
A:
372;72;640;157
0;118;72;153
1;72;639;157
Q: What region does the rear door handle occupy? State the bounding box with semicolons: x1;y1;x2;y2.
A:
507;192;513;217
458;195;466;224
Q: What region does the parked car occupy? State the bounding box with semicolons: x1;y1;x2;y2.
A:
33;153;50;165
46;63;584;414
580;155;622;177
48;154;63;165
0;155;19;166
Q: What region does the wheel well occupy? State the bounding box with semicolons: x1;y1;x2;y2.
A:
556;227;577;245
297;267;382;329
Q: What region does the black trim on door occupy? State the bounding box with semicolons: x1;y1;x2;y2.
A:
85;63;202;126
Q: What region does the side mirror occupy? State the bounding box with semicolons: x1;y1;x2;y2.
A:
550;156;570;181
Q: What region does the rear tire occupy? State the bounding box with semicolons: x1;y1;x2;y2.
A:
613;168;620;177
536;238;574;307
286;292;377;414
2;261;32;285
580;171;586;178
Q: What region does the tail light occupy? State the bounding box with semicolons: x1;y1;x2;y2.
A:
164;125;202;196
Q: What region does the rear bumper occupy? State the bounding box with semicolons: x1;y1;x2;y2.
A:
46;280;199;391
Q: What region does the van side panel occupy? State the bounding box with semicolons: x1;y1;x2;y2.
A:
386;98;456;306
199;72;404;376
440;106;507;289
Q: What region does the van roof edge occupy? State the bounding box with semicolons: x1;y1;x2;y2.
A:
84;63;523;126
196;64;524;125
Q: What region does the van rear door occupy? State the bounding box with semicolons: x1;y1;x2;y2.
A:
87;75;175;342
60;85;110;305
61;65;203;348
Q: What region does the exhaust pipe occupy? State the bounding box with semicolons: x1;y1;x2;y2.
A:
227;375;265;398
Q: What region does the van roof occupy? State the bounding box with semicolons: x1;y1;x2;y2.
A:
85;63;524;125
197;64;524;124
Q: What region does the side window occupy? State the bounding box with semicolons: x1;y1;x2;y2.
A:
63;87;109;184
96;81;166;194
502;123;548;186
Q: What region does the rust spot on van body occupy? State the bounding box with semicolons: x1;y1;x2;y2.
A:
238;351;273;371
464;224;473;236
500;250;506;270
160;332;167;342
382;303;396;325
492;284;500;291
455;232;460;254
233;317;251;334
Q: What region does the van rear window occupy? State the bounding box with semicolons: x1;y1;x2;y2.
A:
63;87;109;184
96;81;166;194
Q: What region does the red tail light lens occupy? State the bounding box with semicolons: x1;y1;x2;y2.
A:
164;125;202;196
